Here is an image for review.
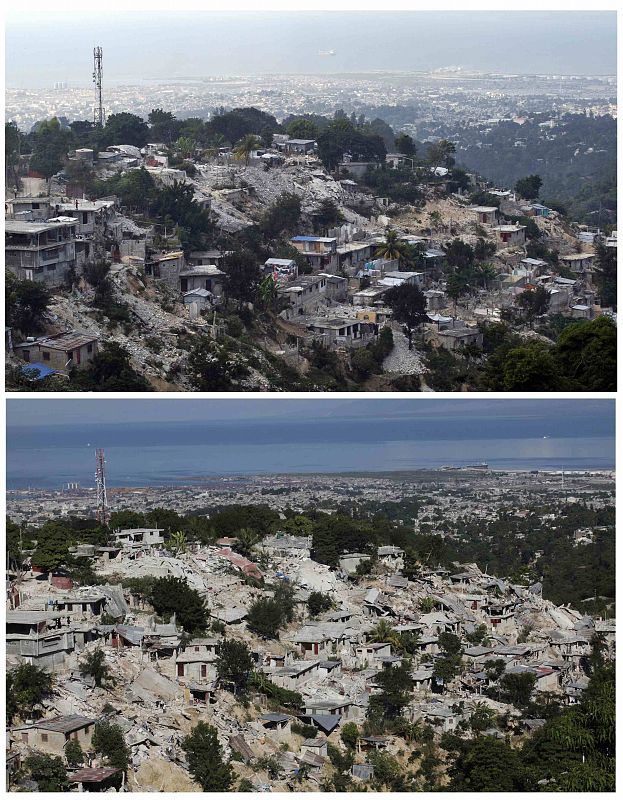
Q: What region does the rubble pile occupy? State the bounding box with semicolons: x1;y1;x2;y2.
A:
7;519;614;791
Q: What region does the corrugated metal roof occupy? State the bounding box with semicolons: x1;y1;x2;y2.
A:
68;767;120;783
35;715;95;733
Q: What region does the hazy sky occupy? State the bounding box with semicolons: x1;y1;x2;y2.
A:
5;11;617;88
7;398;614;431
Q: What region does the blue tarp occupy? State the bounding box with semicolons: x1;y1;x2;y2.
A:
20;362;57;380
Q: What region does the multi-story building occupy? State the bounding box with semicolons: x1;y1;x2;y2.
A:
5;218;77;287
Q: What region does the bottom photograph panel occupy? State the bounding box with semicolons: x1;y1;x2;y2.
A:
6;398;615;793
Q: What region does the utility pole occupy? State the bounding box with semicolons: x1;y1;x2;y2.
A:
95;448;109;525
93;46;104;127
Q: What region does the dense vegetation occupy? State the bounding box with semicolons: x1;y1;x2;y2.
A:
454;113;617;225
8;490;613;616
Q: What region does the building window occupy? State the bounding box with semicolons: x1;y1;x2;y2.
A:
41;734;48;743
87;343;93;354
42;351;50;361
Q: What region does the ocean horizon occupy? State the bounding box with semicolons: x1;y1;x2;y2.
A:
6;416;615;489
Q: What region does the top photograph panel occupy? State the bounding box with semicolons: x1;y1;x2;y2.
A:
5;10;617;392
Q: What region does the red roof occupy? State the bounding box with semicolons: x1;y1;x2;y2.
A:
69;767;121;783
216;548;263;580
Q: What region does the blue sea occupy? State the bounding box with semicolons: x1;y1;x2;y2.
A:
6;413;615;489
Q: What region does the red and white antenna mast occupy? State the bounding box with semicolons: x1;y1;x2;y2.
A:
95;448;109;525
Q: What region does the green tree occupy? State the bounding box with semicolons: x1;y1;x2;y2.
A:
517;286;551;327
433;632;463;689
91;721;130;771
340;722;359;750
368;660;412;721
375;227;411;264
79;648;111;688
438;632;462;655
448;736;526;791
70;342;152;392
594;242;617;309
186;338;247;392
469;702;498;734
115;167;156;214
444;238;475;270
282;515;313;537
31;521;71;572
222;249;261;307
258;274;278;310
216;639;254;695
5;273;51;333
351;347;379;379
484;659;506;682
6;664;54;724
233;134;262;166
384;283;427;350
419;596;436;613
465;624;489;645
427;139;456;172
312;199;344;233
394;133;416;157
148;108;179;144
29;117;74;179
182;722;233;791
307;591;332;617
285;118;319;139
64;739;84;768
247;598;284;638
166;530;187;556
102;112;149;148
500;341;564;391
273;580;297;624
150;576;208;635
368;619;401;650
555;316;616;392
317;118;386;174
499;671;536;707
515;174;543;200
64;158;95;195
24;754;68;792
521;663;614;791
260;193;302;240
5;121;22;189
175;136;196;159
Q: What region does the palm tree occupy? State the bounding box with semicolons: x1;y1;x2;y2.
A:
175;136;196;160
375;227;411;266
419;597;436;613
369;619;402;651
203;134;226;163
234;134;262;167
258;274;278;309
473;262;497;291
236;528;260;558
168;530;187;555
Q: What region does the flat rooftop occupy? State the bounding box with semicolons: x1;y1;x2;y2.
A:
14;332;99;350
34;715;96;734
5;219;77;234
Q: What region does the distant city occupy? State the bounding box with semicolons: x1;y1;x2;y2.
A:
7;71;617;133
